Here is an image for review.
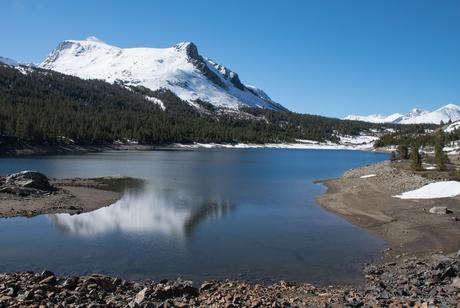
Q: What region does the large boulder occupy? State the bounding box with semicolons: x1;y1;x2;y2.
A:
4;171;54;191
429;206;449;215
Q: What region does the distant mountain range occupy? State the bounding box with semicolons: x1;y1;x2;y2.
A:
0;56;18;67
36;36;286;112
345;104;460;124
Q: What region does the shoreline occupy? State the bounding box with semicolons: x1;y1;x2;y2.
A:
0;140;388;157
315;160;460;262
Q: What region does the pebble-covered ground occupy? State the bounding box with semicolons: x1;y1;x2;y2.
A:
0;251;459;307
342;161;434;193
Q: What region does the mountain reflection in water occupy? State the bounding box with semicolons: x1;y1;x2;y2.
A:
48;186;233;238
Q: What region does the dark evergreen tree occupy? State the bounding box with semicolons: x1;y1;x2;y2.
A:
410;145;422;171
397;144;409;160
390;151;396;161
435;130;447;171
0;65;441;148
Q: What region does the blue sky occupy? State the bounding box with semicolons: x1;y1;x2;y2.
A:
1;0;459;117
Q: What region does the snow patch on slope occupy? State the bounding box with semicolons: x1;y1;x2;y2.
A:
445;120;460;133
360;174;376;179
394;181;460;199
145;96;166;110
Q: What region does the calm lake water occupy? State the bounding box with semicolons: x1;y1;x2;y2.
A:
0;149;387;284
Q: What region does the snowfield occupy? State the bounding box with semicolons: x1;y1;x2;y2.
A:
394;181;460;199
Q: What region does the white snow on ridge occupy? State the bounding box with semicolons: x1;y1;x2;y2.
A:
345;105;460;125
394;181;460;199
39;37;285;111
145;96;166;111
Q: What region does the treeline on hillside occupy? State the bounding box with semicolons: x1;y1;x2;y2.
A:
375;125;458;148
391;130;450;172
0;65;430;146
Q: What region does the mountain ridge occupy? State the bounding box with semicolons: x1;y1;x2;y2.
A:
39;37;287;112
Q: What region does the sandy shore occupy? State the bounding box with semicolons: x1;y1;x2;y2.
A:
316;160;460;261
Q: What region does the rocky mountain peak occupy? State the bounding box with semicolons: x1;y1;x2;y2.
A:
39;37;287;111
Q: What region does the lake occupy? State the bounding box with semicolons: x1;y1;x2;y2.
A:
0;148;388;285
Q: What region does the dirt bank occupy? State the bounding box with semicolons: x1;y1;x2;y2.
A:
316;160;460;261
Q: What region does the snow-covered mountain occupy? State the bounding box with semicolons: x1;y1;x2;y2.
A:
40;37;286;111
0;56;19;66
345;104;460;124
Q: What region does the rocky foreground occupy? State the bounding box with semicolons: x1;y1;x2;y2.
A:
0;252;459;307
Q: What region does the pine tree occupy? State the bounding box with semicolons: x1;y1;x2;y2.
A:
410;145;422;171
435;143;446;171
435;130;447;171
390;151;396;161
397;144;409;160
